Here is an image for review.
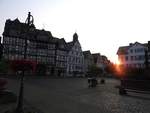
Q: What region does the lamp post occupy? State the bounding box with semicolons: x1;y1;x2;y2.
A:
15;12;34;113
34;31;38;75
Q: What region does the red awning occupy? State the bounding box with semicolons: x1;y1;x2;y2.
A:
10;60;37;72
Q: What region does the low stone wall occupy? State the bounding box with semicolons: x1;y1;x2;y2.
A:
121;79;150;91
119;79;150;95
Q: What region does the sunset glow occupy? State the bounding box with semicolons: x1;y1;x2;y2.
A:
1;0;150;62
114;59;125;77
115;59;121;66
115;65;122;77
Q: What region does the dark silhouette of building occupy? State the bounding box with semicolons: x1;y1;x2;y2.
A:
83;50;94;75
53;38;67;77
0;37;3;60
2;14;58;75
2;13;84;76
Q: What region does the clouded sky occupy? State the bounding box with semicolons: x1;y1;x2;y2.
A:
1;0;150;63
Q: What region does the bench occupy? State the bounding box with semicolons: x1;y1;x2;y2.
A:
119;79;150;95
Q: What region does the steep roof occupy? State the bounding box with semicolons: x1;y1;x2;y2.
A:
83;50;91;56
92;53;101;57
35;29;53;42
54;38;67;50
92;53;101;63
66;41;74;51
83;50;92;58
117;42;148;55
13;18;20;23
3;18;35;36
58;38;66;44
22;29;54;43
2;18;58;43
117;46;129;55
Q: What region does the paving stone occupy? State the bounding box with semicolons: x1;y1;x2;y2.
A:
2;77;150;113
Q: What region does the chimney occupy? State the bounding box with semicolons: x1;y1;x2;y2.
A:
129;43;133;46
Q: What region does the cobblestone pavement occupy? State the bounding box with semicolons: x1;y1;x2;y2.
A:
2;77;150;113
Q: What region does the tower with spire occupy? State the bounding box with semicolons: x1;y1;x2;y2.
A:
73;32;78;42
66;32;84;77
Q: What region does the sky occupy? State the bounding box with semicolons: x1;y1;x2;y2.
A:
1;0;150;63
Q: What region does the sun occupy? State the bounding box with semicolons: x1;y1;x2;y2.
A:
115;59;121;66
110;56;120;66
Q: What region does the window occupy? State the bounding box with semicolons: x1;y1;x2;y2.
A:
16;46;19;51
15;54;18;59
130;49;133;53
125;56;128;61
134;64;136;67
134;56;137;60
11;55;15;60
130;56;133;61
138;64;141;68
134;49;137;53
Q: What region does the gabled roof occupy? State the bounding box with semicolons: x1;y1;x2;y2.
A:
117;41;149;55
83;50;92;58
92;53;101;57
35;29;53;42
117;46;129;55
92;53;101;63
66;41;74;51
83;50;91;56
54;38;67;50
58;38;66;44
37;29;52;37
3;18;35;36
23;29;53;43
13;18;20;23
3;17;83;52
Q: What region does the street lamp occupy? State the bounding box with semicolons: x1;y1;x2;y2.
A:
15;12;34;113
33;31;38;75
